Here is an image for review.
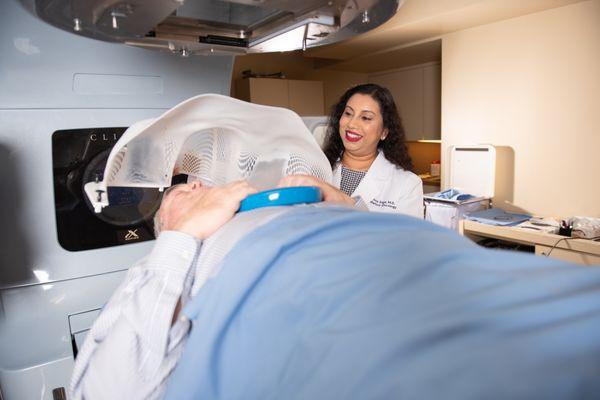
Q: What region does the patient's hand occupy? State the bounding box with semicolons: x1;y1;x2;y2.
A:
278;175;355;206
159;180;257;240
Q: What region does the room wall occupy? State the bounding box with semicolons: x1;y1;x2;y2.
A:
231;51;368;113
406;141;441;175
441;0;600;217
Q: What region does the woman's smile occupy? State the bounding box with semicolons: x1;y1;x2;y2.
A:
344;129;362;142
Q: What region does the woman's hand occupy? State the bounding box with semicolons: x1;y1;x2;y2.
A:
277;175;355;206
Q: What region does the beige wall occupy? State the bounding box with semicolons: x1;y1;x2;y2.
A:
231;51;368;113
442;0;600;217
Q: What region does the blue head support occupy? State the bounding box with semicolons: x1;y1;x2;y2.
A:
238;186;322;212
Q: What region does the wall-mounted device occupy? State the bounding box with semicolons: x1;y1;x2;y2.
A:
0;1;234;397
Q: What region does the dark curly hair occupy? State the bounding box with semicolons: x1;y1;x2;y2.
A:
323;83;413;172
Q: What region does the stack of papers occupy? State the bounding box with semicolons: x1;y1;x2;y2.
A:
431;188;474;201
466;208;531;226
424;188;487;204
517;220;560;234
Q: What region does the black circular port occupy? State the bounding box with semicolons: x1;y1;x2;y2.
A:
82;149;162;226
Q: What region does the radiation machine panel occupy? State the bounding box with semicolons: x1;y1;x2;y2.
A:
0;2;233;398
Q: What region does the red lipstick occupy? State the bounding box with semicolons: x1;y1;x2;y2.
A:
345;130;362;143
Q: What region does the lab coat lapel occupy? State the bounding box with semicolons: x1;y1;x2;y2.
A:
353;152;391;203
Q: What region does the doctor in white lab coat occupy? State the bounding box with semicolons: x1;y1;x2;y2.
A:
280;83;423;218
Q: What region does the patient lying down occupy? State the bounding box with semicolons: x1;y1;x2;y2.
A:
71;180;600;400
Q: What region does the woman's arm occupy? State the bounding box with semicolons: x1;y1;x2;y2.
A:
278;175;356;206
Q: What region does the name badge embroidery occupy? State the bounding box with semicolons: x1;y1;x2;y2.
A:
369;199;397;209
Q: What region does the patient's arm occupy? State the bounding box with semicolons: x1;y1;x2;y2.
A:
69;232;200;400
70;180;257;400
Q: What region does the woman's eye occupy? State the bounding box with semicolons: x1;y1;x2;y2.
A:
362;116;372;121
343;111;352;116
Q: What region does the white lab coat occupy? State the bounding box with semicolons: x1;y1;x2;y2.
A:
333;151;424;218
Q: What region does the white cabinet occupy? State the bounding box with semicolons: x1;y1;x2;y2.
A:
235;78;324;116
369;63;441;140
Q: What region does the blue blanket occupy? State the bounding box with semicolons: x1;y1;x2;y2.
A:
166;207;600;400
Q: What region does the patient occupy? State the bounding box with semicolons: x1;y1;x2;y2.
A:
70;179;363;399
71;177;600;400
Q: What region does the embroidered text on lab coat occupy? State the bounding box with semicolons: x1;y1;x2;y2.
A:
369;199;397;209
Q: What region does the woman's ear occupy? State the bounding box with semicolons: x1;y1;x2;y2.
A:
381;128;389;141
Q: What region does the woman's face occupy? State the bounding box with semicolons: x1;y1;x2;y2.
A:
338;93;388;158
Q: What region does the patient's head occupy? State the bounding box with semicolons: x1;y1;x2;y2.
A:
153;182;206;237
153;180;257;240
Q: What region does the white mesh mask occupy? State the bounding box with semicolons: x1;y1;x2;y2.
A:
85;94;332;212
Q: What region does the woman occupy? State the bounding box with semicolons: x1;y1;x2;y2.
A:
280;83;423;217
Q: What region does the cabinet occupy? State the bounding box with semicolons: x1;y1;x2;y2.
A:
422;64;441;139
459;220;600;266
369;63;441;140
235;78;324;116
535;245;600;265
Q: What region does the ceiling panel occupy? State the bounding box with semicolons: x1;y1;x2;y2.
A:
304;0;585;67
